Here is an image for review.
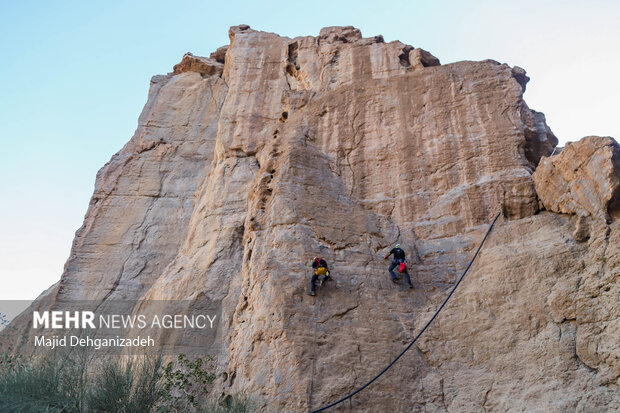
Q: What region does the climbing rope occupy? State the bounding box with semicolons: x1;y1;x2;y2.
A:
310;212;501;412
308;287;321;409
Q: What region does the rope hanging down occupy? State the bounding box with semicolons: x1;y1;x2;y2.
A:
311;212;501;413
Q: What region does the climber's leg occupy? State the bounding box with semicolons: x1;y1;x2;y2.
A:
403;268;413;287
309;272;318;295
388;260;398;281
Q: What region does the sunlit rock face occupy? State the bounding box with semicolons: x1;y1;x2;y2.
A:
8;25;619;412
534;136;620;222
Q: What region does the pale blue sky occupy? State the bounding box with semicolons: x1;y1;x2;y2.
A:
1;0;619;300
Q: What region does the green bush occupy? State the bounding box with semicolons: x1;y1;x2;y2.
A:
159;353;216;412
0;349;87;412
87;356;162;413
0;349;253;413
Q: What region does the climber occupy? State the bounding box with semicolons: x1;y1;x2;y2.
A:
308;256;331;296
384;244;413;288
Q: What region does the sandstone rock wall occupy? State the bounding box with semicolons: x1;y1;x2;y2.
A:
533;136;620;222
7;26;619;412
60;69;227;302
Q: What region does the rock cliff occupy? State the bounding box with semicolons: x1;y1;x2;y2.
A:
6;26;619;411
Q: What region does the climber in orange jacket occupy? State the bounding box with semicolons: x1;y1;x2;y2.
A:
308;256;331;296
384;244;413;288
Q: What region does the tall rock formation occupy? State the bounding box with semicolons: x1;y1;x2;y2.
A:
6;26;619;412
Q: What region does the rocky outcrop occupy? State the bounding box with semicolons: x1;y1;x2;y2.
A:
6;26;619;412
533;136;620;222
173;52;224;77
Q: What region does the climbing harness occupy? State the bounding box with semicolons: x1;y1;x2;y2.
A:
310;212;501;412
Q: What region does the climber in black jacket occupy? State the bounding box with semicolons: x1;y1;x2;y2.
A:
308;257;331;296
384;244;413;288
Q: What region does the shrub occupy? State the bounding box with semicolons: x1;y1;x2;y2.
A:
0;349;252;412
0;349;86;412
159;353;216;412
87;356;162;413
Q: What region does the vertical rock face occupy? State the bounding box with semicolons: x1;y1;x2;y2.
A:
57;68;228;302
8;26;620;412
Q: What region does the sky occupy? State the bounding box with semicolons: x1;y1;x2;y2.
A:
1;0;619;301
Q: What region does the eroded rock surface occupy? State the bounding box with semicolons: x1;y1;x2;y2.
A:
533;136;620;222
173;52;224;77
6;26;619;412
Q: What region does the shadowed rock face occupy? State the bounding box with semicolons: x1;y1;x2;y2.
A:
6;26;620;412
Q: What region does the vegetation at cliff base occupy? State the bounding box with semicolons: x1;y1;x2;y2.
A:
0;349;253;412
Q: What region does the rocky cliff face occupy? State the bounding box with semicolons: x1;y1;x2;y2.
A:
8;25;620;411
